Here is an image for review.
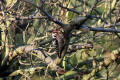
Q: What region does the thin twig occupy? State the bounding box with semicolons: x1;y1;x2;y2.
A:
0;16;47;21
81;25;120;33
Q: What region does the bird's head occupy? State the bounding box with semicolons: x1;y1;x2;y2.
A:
52;30;58;38
53;30;58;33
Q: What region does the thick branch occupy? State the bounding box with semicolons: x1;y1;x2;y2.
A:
9;67;44;77
11;45;59;70
0;45;63;77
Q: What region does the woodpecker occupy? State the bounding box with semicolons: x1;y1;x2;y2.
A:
52;30;65;58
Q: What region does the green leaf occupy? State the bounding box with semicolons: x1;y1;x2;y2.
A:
60;70;78;80
70;54;78;66
65;0;78;23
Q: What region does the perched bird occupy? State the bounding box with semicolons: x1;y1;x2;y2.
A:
52;30;65;58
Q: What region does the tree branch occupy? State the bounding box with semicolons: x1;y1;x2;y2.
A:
9;45;60;70
86;25;120;33
58;4;108;23
68;44;93;53
20;0;66;27
2;16;47;21
58;4;81;15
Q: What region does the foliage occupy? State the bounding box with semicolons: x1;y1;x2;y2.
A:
0;0;120;80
